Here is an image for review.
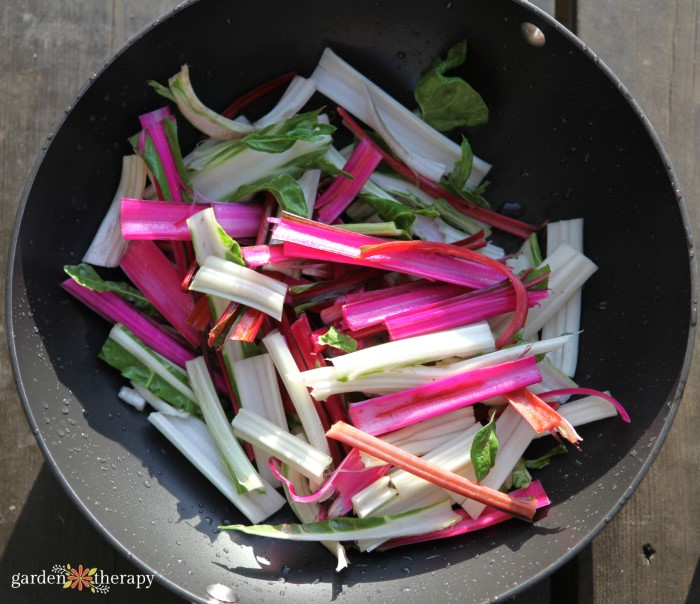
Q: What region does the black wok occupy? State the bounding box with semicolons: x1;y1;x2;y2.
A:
6;0;696;602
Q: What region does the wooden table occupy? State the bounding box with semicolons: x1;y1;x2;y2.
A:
1;1;698;602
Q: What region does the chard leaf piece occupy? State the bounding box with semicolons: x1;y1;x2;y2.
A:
415;39;489;131
64;263;161;318
232;173;308;217
522;263;550;292
526;232;544;267
360;192;438;231
318;326;358;353
432;197;486;235
510;458;533;489
221;500;458;541
147;79;176;102
448;136;474;193
98;336;199;415
471;409;499;482
215;224;245;266
524;443;569;470
242;110;336;154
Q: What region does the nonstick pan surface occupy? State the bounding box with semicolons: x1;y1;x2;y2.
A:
6;0;695;602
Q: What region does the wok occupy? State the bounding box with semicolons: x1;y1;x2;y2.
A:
6;0;696;602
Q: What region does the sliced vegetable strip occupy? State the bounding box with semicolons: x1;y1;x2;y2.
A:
341;281;467;331
348;356;541;436
326;421;537;521
83;155;147;267
337;107;538;238
502;387;582;444
541;387;630;423
222;499;460;542
359;240;528;348
271;213;504;289
315;138;383;224
328;322;495;380
232;408;332;483
380;480;550;550
136;106;191;204
167;64;255;139
120;198;262;241
385;282;548;341
119;239;200;347
186;357;265;493
188;255;287;321
61;278;195;368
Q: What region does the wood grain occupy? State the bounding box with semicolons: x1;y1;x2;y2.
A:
0;2;184;602
578;1;700;602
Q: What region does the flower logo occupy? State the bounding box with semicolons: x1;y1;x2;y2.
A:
62;564;97;592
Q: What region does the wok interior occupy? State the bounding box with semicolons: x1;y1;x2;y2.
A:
10;0;692;601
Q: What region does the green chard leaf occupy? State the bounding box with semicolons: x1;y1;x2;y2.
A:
440;136;492;209
432;197;487;235
521;263;550;292
242;109;336;154
221;500;457;541
471;409;499;482
216;224;246;266
318;326;358;353
415;39;489;131
98;333;199;416
524;443;569;470
359;192;438;231
439;138;490;209
510;458;532;489
448;136;474;193
232;173;308;217
147;79;176;102
64;263;161;318
509;445;568;491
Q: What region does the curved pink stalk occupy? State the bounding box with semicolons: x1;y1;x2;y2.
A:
359;240;528;348
269;449;389;517
540;388;630;423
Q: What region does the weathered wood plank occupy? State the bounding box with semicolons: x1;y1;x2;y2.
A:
577;1;700;603
0;2;184;603
0;0;113;558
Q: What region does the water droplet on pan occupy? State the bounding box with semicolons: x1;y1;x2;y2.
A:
206;583;239;603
